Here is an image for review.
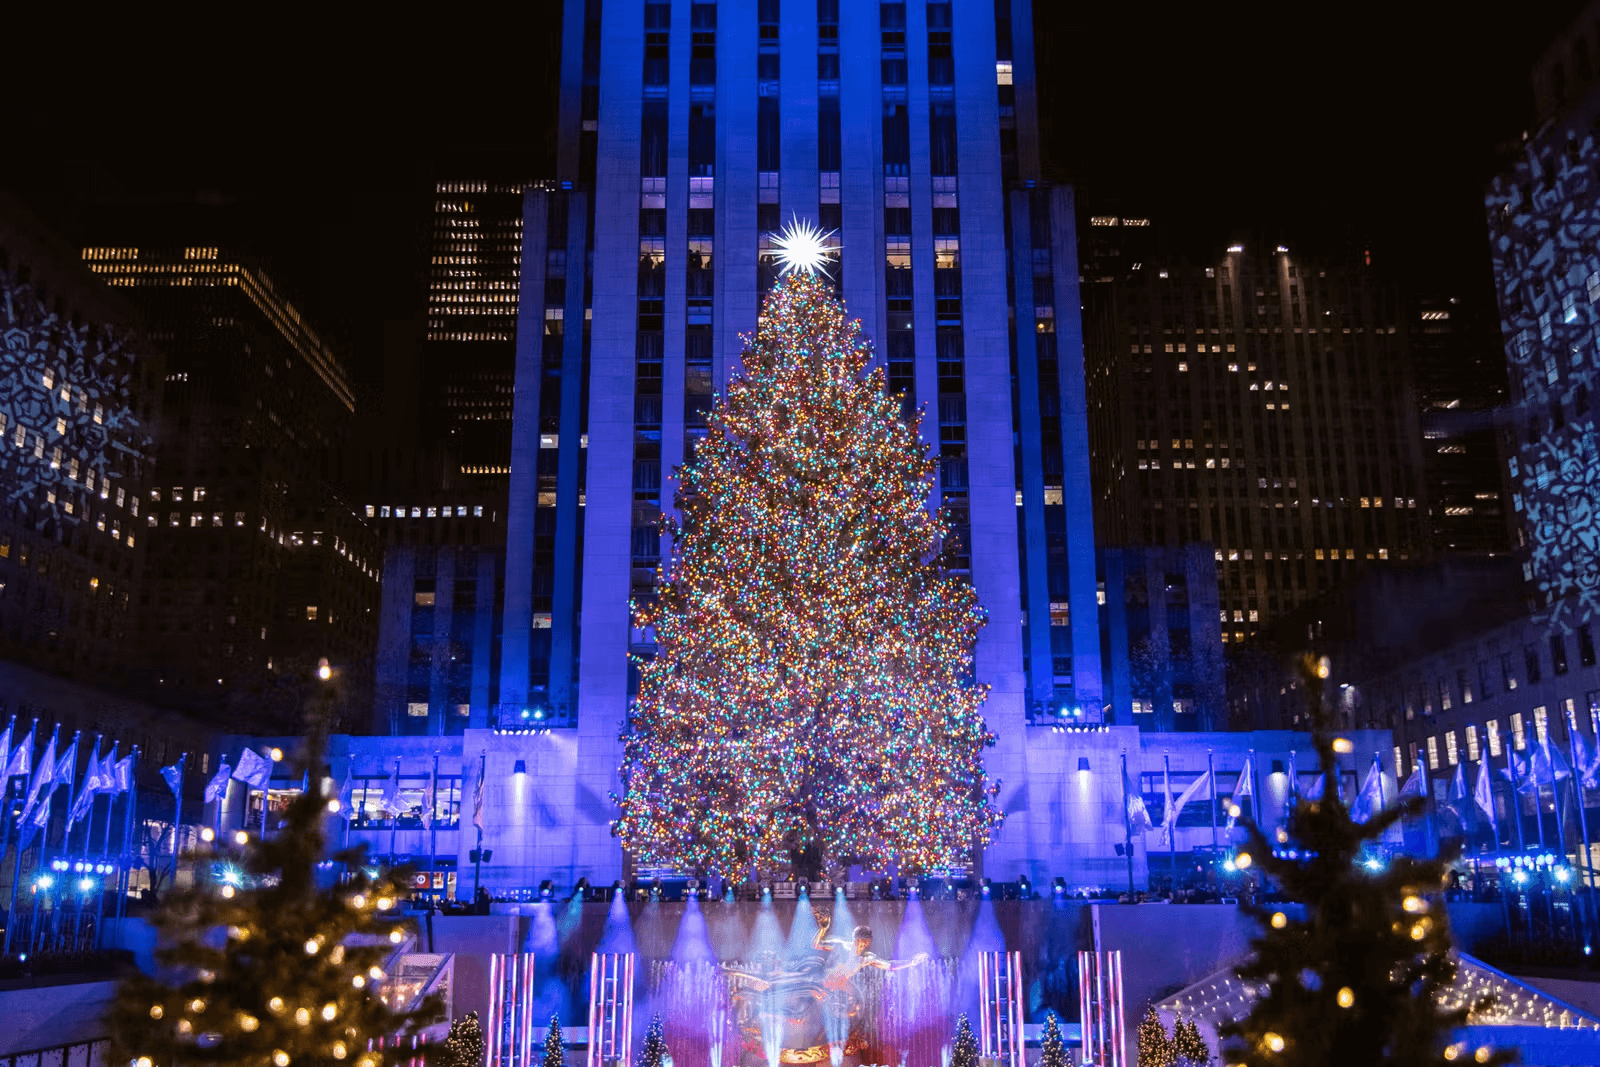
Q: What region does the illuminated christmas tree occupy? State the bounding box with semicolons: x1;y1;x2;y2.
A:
1136;1007;1174;1067
543;1016;563;1067
443;1013;487;1067
1170;1017;1210;1067
1039;1012;1067;1067
108;730;438;1067
640;1015;667;1067
1220;658;1511;1067
616;259;999;878
950;1014;979;1067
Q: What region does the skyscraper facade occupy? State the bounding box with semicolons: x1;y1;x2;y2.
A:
80;247;381;731
1409;295;1511;557
1081;223;1432;645
0;200;159;687
1488;6;1600;635
367;0;1106;882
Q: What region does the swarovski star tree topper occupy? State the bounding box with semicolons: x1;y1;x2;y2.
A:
770;216;840;277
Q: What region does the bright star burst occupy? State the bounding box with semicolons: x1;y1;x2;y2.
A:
771;216;839;276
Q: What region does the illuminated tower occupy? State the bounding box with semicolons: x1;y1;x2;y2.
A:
484;0;1101;882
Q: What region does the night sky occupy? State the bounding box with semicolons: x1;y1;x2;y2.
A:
10;1;1582;396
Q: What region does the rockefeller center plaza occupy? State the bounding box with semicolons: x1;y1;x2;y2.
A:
17;2;1600;1066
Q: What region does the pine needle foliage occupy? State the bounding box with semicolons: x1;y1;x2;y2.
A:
1171;1017;1211;1067
108;728;439;1067
1039;1011;1068;1067
1137;1006;1174;1067
950;1014;979;1067
639;1015;667;1067
1219;658;1514;1067
543;1016;563;1067
442;1013;486;1067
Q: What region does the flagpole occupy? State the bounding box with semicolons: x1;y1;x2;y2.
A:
1287;749;1298;821
0;778;12;915
1530;741;1549;851
428;754;439;903
1507;743;1528;851
2;811;25;956
1565;706;1596;940
79;734;103;863
1208;749;1218;855
1249;748;1263;831
0;714;17;903
100;768;118;859
27;798;49;956
171;754;186;888
1119;751;1135;895
388;758;400;865
473;750;486;903
1546;740;1569;869
261;750;275;839
1483;754;1502;848
1163;753;1176;888
46;732;81;952
68;733;101;951
215;769;226;838
116;747;139;925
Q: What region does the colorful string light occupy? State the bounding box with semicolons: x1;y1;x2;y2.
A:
615;271;1002;878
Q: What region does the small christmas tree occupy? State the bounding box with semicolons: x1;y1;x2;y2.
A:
1136;1006;1174;1067
544;1015;564;1067
950;1014;979;1067
1039;1012;1067;1067
443;1012;487;1067
615;266;1000;878
1220;657;1512;1067
640;1014;667;1067
108;723;439;1067
1171;1017;1210;1067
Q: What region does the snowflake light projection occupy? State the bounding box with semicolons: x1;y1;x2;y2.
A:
0;272;150;532
1487;121;1600;632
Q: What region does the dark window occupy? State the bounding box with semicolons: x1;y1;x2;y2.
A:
882;104;910;173
1551;633;1569;676
818;96;841;171
1580;624;1596;667
1524;645;1542;684
929;101;957;175
640;101;668;177
689;103;716;175
758;96;780;171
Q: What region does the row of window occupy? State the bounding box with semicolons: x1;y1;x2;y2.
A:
1397;629;1599;721
368;505;486;519
346;777;464;829
1415;695;1600;774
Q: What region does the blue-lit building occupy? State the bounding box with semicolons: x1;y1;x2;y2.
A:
363;0;1110;884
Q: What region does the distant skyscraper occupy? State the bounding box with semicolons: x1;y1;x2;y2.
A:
1409;294;1511;556
1081;223;1432;644
423;183;533;478
81;247;380;730
0;200;158;686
